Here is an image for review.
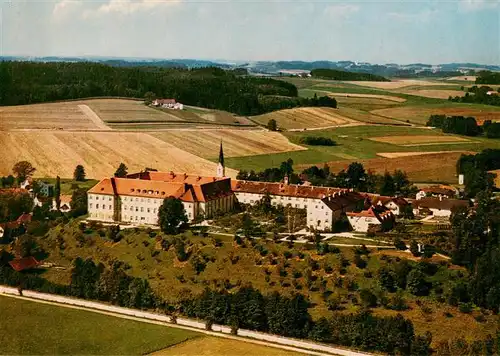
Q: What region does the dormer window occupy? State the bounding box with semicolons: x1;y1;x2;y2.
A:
131;189;135;192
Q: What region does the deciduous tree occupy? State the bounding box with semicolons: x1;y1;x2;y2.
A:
73;165;86;182
158;198;188;234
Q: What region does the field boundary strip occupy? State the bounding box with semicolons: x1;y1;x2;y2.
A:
0;286;372;356
78;105;111;131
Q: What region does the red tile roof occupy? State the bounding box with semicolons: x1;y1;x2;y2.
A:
9;256;39;272
231;180;350;199
0;214;32;231
347;206;395;220
413;198;470;211
88;173;233;203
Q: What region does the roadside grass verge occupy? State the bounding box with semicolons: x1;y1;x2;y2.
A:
0;295;200;355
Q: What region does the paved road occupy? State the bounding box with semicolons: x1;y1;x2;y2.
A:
1;293;372;356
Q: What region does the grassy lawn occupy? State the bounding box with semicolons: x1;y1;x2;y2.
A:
34;178;99;195
0;296;200;355
154;336;305;356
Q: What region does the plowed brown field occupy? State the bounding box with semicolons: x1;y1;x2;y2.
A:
305;151;467;183
372;105;500;125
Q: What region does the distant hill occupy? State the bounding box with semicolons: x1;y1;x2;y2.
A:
310;68;390;82
2;56;499;77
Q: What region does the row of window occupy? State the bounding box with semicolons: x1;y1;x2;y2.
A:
90;203;112;210
123;206;158;214
89;195;112;201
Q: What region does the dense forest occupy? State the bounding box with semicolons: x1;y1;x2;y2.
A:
310;68;390;82
476;71;500;85
0;61;333;115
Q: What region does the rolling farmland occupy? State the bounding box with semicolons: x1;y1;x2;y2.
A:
315;151;468;183
369;135;470;146
153;129;305;159
372;104;500;125
0;132;237;178
0;102;106;131
252;107;360;130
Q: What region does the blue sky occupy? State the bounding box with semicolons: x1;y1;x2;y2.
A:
1;0;498;64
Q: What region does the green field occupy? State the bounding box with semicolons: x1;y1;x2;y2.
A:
34;178;99;195
225;125;500;174
0;296;200;355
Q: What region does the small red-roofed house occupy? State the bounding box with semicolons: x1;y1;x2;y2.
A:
347;206;395;232
8;256;40;272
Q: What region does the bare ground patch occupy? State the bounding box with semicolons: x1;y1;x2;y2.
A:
306;151;468;183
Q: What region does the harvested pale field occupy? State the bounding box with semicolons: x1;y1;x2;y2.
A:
166;108;254;126
370;135;470;146
397;89;467;99
0;102;104;130
153;336;305;356
377;150;473;158
348;80;455;89
326;92;406;103
319;151;467;183
85;99;183;122
0;132;237;179
153;130;305;159
372;105;500;125
252;107;359;130
446;76;477;81
337;107;406;125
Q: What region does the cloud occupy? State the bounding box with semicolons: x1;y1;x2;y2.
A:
387;9;438;23
84;0;182;17
324;4;360;19
459;0;499;12
52;0;82;20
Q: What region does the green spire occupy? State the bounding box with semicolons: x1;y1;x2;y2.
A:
219;140;224;166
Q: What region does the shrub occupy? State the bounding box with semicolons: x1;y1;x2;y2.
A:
394;238;407;251
459;302;473;314
359;289;378;308
299;136;336;146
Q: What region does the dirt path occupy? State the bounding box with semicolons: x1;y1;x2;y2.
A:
78;104;111;130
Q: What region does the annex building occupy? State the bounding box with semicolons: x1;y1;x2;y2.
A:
231;179;364;231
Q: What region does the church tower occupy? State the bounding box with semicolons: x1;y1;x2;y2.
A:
216;141;225;178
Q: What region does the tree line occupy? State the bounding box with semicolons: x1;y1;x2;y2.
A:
427;114;500;138
457;149;500;197
476;71;500;85
310;68;390;82
237;159;417;199
0;61;334;116
449;85;500;106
